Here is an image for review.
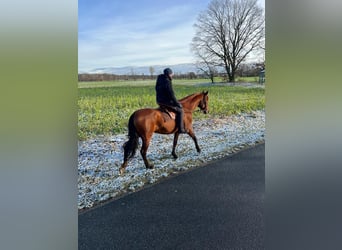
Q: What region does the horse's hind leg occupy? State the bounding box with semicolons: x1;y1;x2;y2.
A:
140;135;154;169
119;143;133;175
119;161;128;175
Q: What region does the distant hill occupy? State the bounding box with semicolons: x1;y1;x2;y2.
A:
80;63;198;75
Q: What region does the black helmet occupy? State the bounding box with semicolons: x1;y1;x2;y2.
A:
163;68;173;75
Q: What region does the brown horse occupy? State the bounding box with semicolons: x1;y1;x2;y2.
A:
119;91;209;174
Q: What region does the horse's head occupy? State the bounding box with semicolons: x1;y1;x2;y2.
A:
198;91;209;114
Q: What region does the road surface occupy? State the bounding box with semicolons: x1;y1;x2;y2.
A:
79;143;264;249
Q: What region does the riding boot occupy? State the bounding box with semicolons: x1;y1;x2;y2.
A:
177;109;186;133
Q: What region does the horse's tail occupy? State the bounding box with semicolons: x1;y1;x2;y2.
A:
123;112;139;161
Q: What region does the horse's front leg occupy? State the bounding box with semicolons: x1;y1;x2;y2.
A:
187;128;201;153
172;132;180;159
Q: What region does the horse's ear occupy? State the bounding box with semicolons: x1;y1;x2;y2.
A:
203;91;208;95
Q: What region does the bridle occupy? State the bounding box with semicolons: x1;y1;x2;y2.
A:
198;94;208;114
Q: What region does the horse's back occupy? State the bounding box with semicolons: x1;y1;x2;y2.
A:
133;108;163;124
134;108;160;117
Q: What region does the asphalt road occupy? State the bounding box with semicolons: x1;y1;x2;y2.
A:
79;143;264;250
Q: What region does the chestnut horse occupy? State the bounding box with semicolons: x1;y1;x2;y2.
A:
119;91;209;174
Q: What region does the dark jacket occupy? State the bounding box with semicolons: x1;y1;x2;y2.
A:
155;74;181;107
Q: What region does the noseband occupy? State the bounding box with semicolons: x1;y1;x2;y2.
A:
198;95;208;113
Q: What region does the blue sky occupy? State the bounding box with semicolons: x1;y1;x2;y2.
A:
78;0;265;72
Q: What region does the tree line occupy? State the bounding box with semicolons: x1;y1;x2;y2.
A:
78;72;199;82
78;62;263;82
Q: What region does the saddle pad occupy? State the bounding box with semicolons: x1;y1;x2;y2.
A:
162;112;176;122
158;107;176;122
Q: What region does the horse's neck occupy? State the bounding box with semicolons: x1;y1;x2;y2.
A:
180;94;201;112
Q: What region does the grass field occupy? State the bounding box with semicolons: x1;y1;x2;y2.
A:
78;79;265;140
78;76;259;89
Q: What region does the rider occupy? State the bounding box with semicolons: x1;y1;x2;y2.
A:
155;68;186;133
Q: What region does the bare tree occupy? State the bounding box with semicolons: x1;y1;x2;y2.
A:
195;60;218;84
149;66;155;79
191;0;264;82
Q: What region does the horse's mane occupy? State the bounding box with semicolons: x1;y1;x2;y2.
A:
179;92;201;102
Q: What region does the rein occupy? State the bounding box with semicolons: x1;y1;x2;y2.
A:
159;92;206;114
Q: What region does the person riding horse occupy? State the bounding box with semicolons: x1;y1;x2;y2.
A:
120;91;209;174
155;68;186;133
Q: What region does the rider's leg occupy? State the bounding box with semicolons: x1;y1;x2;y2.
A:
175;107;186;133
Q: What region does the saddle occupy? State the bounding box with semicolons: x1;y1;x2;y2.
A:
158;105;176;122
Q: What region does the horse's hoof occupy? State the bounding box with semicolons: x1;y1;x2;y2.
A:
146;164;154;169
172;153;178;159
119;168;125;175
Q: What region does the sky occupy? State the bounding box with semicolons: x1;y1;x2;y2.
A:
78;0;265;72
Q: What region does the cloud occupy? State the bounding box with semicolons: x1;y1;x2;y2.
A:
78;0;265;71
78;2;201;71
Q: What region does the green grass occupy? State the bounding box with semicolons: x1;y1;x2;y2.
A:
78;81;265;140
78;76;259;89
78;78;213;88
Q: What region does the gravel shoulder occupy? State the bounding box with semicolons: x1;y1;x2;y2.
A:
78;109;265;211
